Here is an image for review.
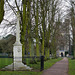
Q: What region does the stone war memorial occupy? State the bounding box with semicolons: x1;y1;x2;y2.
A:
2;12;32;71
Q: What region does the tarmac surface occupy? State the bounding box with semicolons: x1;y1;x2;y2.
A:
42;57;68;75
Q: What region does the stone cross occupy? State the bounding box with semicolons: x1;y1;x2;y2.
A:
2;12;32;71
13;12;32;70
15;12;21;44
13;12;23;70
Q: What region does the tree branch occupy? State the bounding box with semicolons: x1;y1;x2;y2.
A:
6;0;17;15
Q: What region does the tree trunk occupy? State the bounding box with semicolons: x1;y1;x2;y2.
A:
0;0;4;23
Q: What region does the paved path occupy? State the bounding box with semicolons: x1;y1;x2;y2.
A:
42;57;68;75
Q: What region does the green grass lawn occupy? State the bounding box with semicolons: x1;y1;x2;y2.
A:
27;58;62;70
44;58;62;69
0;58;13;69
0;71;42;75
0;58;62;75
68;58;75;75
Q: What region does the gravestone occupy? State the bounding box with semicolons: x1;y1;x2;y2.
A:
2;12;32;71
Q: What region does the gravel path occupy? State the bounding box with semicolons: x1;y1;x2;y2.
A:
42;57;68;75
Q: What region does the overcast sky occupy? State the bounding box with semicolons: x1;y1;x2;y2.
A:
0;0;70;37
0;0;16;37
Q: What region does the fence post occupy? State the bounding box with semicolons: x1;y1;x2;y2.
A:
40;56;44;71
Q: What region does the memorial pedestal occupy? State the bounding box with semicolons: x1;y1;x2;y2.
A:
2;12;32;71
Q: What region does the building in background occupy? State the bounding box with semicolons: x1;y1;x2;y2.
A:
57;19;70;57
